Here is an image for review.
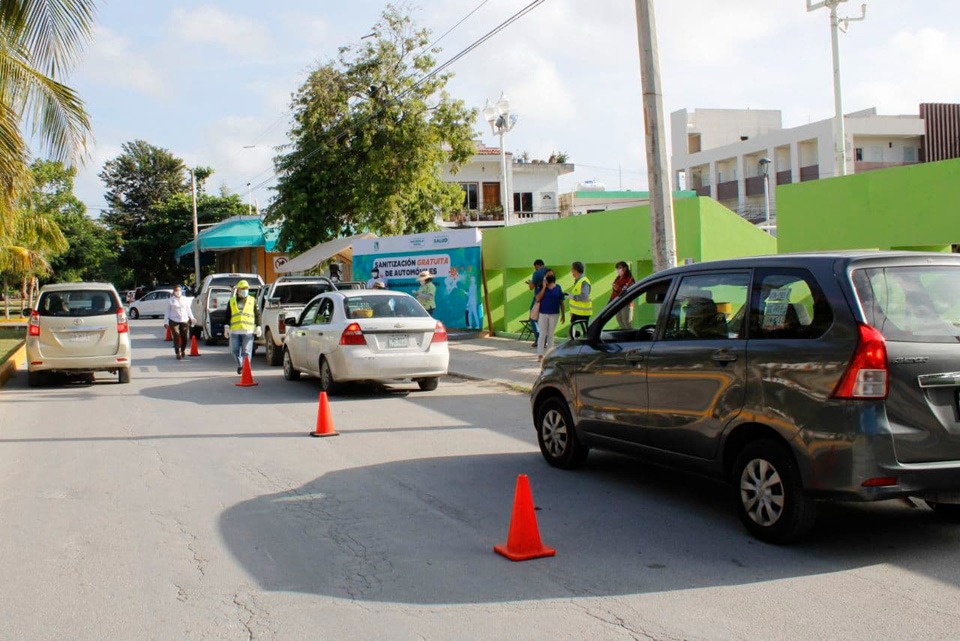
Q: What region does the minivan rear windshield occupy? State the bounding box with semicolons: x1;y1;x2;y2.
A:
852;266;960;343
37;290;120;317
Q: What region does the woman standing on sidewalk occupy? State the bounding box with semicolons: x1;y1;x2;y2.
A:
610;261;636;329
536;271;565;360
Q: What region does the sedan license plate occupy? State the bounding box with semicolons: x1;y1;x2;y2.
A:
387;334;409;349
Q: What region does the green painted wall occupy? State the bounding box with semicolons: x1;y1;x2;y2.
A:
481;197;776;337
777;158;960;253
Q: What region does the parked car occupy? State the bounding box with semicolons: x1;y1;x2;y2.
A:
282;289;448;392
190;273;264;344
531;251;960;544
25;282;131;386
256;276;338;366
126;289;175;319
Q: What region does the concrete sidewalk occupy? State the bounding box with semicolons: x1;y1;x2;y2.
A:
447;336;542;392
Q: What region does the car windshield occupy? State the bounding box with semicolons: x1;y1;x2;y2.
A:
38;290;119;317
275;283;333;304
852;266;960;343
344;294;428;319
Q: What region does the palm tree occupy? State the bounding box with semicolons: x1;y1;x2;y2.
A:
0;0;95;302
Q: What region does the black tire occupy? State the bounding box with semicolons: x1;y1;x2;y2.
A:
128;307;139;319
535;396;588;469
417;377;439;391
282;348;300;381
118;368;131;384
265;330;282;366
733;440;816;544
318;356;339;394
925;500;960;522
27;370;44;387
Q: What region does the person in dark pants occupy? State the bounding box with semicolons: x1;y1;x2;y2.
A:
163;285;196;360
527;259;547;347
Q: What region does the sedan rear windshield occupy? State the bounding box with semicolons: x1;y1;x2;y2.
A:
344;295;429;319
38;290;120;317
852;266;960;343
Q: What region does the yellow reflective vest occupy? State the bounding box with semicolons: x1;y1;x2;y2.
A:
569;276;592;317
229;296;256;332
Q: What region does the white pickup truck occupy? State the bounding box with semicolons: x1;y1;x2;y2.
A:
255;276;340;365
191;273;263;345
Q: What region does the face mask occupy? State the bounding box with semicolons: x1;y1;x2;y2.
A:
239;289;249;297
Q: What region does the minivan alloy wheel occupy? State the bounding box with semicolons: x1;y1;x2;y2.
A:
535;396;588;469
740;458;785;527
541;409;569;458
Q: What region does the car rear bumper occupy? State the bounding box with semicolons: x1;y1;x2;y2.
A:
329;347;449;382
26;350;131;373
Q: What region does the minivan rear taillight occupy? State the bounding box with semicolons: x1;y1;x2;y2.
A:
832;323;887;399
432;321;448;343
339;322;365;345
28;311;40;336
117;309;129;334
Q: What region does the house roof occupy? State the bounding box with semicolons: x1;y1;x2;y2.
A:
174;216;279;261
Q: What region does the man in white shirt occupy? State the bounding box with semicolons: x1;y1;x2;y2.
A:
366;267;386;289
164;285;196;360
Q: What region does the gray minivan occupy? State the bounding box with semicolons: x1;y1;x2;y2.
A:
531;252;960;543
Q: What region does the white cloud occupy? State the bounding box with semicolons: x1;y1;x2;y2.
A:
79;26;167;98
172;6;270;56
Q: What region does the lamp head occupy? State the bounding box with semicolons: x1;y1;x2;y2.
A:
496;93;510;115
482;100;496;124
758;157;772;176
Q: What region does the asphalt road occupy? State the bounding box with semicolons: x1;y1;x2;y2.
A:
2;319;960;640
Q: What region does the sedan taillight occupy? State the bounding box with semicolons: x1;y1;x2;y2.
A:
339;322;365;345
432;321;448;342
28;311;40;336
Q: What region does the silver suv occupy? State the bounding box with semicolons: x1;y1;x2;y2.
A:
26;283;132;386
531;252;960;543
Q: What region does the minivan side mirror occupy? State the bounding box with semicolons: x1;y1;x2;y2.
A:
569;319;589;341
284;315;299;327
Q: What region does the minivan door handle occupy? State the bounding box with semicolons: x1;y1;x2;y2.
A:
624;350;645;364
712;349;738;364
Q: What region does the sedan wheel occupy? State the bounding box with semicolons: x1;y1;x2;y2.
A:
733;440;815;544
535;396;588;469
129;307;139;319
282;349;300;381
319;357;338;394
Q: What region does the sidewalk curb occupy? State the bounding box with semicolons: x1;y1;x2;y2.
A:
0;344;26;388
447;369;533;395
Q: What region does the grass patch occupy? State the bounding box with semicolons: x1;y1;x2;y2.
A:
0;327;24;363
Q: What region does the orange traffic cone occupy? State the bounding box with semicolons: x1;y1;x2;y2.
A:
494;474;556;562
310;391;339;437
188;335;201;357
164;325;173;341
235;356;258;387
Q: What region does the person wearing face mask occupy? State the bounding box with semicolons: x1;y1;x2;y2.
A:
229;280;257;374
164;285;196;360
367;267;386;289
610;261;636;329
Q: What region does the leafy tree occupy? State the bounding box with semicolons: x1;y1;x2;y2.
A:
99;140;189;283
267;5;476;253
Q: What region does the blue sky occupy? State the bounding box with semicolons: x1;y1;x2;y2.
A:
67;0;960;216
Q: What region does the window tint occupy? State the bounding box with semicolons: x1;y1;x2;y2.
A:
344;295;429;319
663;273;750;340
853;266;960;343
317;299;334;325
599;280;670;343
38;290;119;317
276;283;333;305
751;269;833;339
300;299;322;325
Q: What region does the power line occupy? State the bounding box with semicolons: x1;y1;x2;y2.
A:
237;0;548;198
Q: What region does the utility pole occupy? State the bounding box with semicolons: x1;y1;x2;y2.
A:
807;0;867;178
635;0;676;272
191;170;201;290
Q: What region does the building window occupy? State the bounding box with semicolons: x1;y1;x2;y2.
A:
855;147;863;161
460;183;478;210
513;192;534;213
904;147;915;162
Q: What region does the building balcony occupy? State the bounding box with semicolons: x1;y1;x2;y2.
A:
513;211;561;224
799;164;820;182
745;176;765;197
716;180;739;200
776;169;792;185
854;160;918;173
694;185;711;197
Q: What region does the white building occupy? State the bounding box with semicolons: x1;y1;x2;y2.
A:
439;143;574;228
671;107;925;222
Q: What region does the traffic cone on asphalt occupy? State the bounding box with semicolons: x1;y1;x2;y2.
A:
164;325;172;341
188;335;201;357
494;474;556;562
310;391;339;437
235;356;258;387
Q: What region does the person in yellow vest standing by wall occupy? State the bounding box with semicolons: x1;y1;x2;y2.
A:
229;280;257;374
567;261;592;326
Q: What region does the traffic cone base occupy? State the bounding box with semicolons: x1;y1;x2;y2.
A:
164;325;173;341
188;335;201;357
310;391;339;437
494;474;555;562
235;356;258;387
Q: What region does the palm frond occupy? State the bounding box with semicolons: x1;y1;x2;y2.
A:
0;0;96;76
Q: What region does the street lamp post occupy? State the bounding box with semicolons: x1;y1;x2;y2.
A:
483;93;518;226
758;157;772;232
190;169;201;291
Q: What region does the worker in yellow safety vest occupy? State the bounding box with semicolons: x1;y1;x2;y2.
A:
229;280;257;374
567;261;592;325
